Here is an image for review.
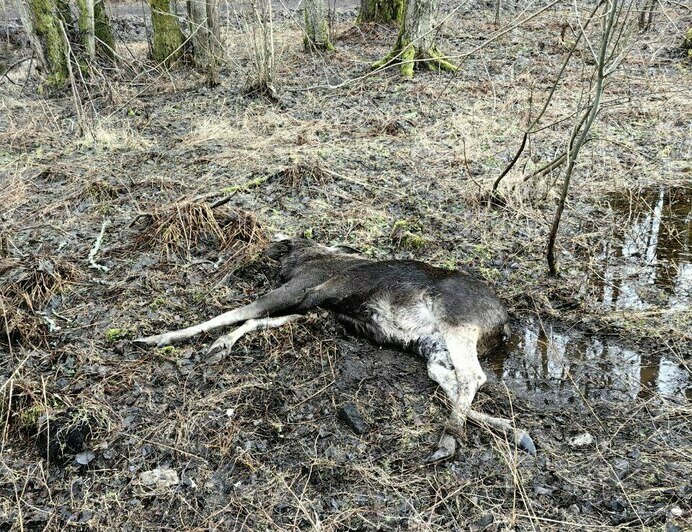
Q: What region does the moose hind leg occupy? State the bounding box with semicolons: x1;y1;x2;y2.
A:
424;326;485;436
418;334;459;461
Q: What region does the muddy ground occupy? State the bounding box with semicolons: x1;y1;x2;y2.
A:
1;1;691;530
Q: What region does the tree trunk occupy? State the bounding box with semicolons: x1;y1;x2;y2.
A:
149;0;184;65
304;0;333;51
187;0;222;74
17;0;70;84
372;0;455;77
358;0;403;24
94;0;115;60
77;0;95;58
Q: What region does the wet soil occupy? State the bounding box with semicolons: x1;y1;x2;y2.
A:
1;1;691;530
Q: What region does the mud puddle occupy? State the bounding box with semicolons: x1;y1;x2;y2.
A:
487;319;690;406
584;185;691;311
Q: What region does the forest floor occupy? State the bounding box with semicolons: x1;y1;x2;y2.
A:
1;2;691;530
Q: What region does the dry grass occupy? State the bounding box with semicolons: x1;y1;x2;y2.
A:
0;256;81;346
134;201;267;263
0;2;689;530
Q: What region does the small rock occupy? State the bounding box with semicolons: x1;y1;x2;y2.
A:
612;458;630;476
568;432;594;448
337;403;368;435
75;450;95;465
670;506;683;517
139;467;179;488
470;514;494;531
567;504;580;515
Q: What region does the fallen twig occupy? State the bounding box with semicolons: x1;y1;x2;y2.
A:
88;219;110;273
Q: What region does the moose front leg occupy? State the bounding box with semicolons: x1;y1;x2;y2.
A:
135;280;314;348
206;314;303;357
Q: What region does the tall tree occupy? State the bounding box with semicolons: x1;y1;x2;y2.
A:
149;0;184;65
304;0;333;51
358;0;403;24
372;0;455;77
77;0;115;60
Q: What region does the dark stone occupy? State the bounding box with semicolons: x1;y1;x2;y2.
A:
337;403;368;435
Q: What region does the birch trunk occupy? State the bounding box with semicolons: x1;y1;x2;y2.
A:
304;0;333;51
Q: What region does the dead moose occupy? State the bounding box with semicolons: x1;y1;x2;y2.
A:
135;235;535;460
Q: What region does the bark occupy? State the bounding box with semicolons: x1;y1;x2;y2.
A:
77;0;95;58
94;0;115;60
304;0;333;51
358;0;403;24
17;0;70;84
149;0;184;65
187;0;222;72
372;0;455;77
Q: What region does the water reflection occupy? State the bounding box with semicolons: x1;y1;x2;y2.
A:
590;186;691;311
485;320;690;405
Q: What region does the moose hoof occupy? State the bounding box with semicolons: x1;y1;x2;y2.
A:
206;336;236;357
518;433;536;456
425;433;457;463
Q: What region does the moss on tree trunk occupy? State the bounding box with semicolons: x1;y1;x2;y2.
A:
358;0;404;24
77;0;95;58
304;0;333;51
94;0;116;60
372;0;455;77
149;0;184;65
26;0;69;84
684;27;692;57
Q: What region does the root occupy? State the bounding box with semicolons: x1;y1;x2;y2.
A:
372;43;457;78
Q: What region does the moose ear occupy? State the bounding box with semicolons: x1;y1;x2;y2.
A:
266;236;293;260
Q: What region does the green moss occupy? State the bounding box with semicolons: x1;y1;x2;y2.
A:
94;0;115;60
105;328;128;342
399;41;415;78
357;0;404;24
19;404;45;430
29;0;69;85
391;219;427;250
304;8;334;51
148;0;184;65
150;297;169;310
155;345;179;359
400;232;425;249
222;175;268;195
